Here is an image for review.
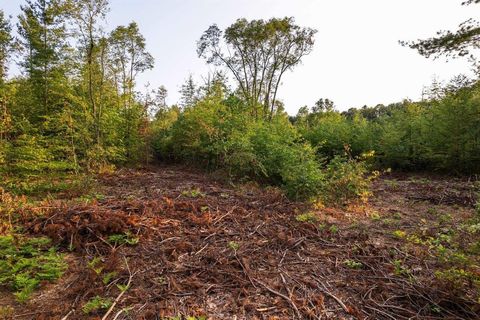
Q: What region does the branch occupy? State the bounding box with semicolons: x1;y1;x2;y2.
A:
101;256;135;320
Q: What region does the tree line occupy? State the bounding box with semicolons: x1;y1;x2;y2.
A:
0;0;156;173
1;0;479;203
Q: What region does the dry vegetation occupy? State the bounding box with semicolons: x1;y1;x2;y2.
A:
1;166;479;320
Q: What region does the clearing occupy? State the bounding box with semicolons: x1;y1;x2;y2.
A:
1;166;479;319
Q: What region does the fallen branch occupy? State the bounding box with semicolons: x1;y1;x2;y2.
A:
101;256;135;320
317;281;350;314
254;278;302;319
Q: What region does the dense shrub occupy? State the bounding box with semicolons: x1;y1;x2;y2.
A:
295;80;480;174
152;91;373;203
320;153;377;206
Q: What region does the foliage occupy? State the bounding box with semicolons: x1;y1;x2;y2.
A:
82;295;112;314
401;0;480;63
107;232;139;246
320;153;377;206
296;78;480;174
0;235;67;302
343;259;363;269
295;212;318;223
198;17;316;119
152;83;377;204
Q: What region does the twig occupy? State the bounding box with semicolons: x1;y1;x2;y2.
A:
317;281;350;314
60;310;74;320
234;254;257;289
101;256;134;320
254;278;302;319
112;309;124;320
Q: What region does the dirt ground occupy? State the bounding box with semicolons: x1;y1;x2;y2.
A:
2;166;480;319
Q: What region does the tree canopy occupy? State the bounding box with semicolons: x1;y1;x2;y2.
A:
197;17;316;119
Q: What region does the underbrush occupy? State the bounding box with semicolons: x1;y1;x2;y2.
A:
320;152;379;206
0;172;95;199
392;200;480;302
0;235;67;302
152;92;375;205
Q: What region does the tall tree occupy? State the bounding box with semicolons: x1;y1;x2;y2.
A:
0;11;14;142
179;75;198;109
402;0;480;68
0;11;14;85
17;0;70;120
70;0;110;144
313;98;336;113
197;17;316;119
108;22;154;159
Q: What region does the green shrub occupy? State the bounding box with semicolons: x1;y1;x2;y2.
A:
152;92;375;204
82;296;113;314
0;235;67;302
320;153;376;206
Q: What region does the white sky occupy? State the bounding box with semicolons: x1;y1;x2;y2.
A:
2;0;476;113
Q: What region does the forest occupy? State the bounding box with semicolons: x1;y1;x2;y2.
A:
1;0;480;319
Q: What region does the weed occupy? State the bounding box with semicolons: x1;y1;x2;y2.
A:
393;230;407;239
392;212;402;220
116;283;130;292
102;272;118;285
435;268;480;289
0;306;14;318
182;188;205;198
438;213;452;224
392;259;412;278
329;225;339;234
82;296;113;314
370;211;381;220
0;235;67;302
107;232;139;246
343;259;363;269
87;256;104;275
295;212;317;223
228;241;239;251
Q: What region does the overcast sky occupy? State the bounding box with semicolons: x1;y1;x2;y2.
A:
3;0;475;113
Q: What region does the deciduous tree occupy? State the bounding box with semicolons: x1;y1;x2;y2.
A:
197;17;316;119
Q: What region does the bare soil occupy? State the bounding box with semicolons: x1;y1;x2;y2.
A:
2;166;480;319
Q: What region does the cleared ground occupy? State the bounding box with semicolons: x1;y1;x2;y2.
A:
2;166;479;319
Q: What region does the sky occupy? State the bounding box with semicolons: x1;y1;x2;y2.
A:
2;0;475;113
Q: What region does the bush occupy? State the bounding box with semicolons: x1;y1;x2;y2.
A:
246;119;324;200
152;93;375;203
320;153;377;206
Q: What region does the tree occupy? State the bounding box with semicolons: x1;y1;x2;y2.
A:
312;98;335;113
179;75;198;109
401;0;480;67
108;22;154;159
17;0;71;120
108;22;154;107
70;0;110;144
197;17;316;119
0;11;14;143
0;11;14;85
